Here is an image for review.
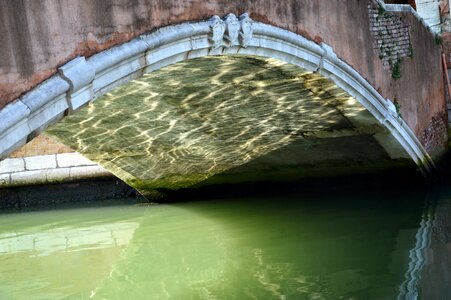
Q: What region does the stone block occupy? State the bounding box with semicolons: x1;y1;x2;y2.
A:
67;85;93;111
45;168;71;183
146;38;192;64
57;153;96;168
0;119;31;158
0;100;30;133
186;48;210;60
27;95;68;133
89;39;148;74
10;170;45;186
145;53;186;73
69;165;112;180
24;155;57;170
190;36;210;51
0;173;10;186
59;57;95;92
0;158;25;173
21;76;70;113
94;70;144;99
93;54;146;94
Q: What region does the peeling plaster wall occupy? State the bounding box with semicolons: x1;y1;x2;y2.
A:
0;0;446;157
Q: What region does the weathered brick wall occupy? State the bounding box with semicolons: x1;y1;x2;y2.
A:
368;1;413;72
420;111;448;157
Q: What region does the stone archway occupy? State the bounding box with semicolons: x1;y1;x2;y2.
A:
0;13;435;179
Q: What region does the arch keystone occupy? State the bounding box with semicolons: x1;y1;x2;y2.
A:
239;13;253;48
225;13;240;47
209;15;225;49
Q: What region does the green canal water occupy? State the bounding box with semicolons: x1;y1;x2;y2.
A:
1;187;449;299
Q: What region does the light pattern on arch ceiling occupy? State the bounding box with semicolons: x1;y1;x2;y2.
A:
46;56;414;197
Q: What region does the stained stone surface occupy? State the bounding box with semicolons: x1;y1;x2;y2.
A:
45;56;415;196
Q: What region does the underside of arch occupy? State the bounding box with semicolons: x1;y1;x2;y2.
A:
44;55;420;197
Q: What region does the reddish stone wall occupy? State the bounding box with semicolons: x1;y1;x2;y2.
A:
440;0;450;32
8;135;73;158
0;0;446;157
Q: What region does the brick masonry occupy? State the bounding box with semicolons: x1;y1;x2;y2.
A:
9;135;73;158
368;1;413;71
420;111;448;157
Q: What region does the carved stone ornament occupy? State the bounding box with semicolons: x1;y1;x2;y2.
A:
225;13;240;47
239;13;253;48
210;15;226;49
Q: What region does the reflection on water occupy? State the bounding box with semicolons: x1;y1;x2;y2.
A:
1;188;448;299
398;193;435;300
0;222;138;256
418;189;451;299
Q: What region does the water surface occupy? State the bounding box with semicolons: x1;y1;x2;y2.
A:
0;188;438;299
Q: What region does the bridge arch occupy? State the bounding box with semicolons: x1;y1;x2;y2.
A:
0;13;434;175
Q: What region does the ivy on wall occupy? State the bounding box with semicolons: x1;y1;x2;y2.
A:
368;1;413;79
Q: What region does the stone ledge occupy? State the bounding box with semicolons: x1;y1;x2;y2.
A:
57;153;96;168
0;152;113;187
24;155;57;170
0;158;25;174
0;100;30;133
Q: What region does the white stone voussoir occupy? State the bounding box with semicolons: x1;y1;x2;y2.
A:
0;100;30;133
0;120;30;160
59;57;96;92
58;57;96;111
92;52;146;97
66;85;94;111
27;94;68;133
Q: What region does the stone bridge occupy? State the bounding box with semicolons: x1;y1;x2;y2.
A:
0;0;448;195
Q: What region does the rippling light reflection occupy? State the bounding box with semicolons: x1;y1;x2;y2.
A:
46;56;396;196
